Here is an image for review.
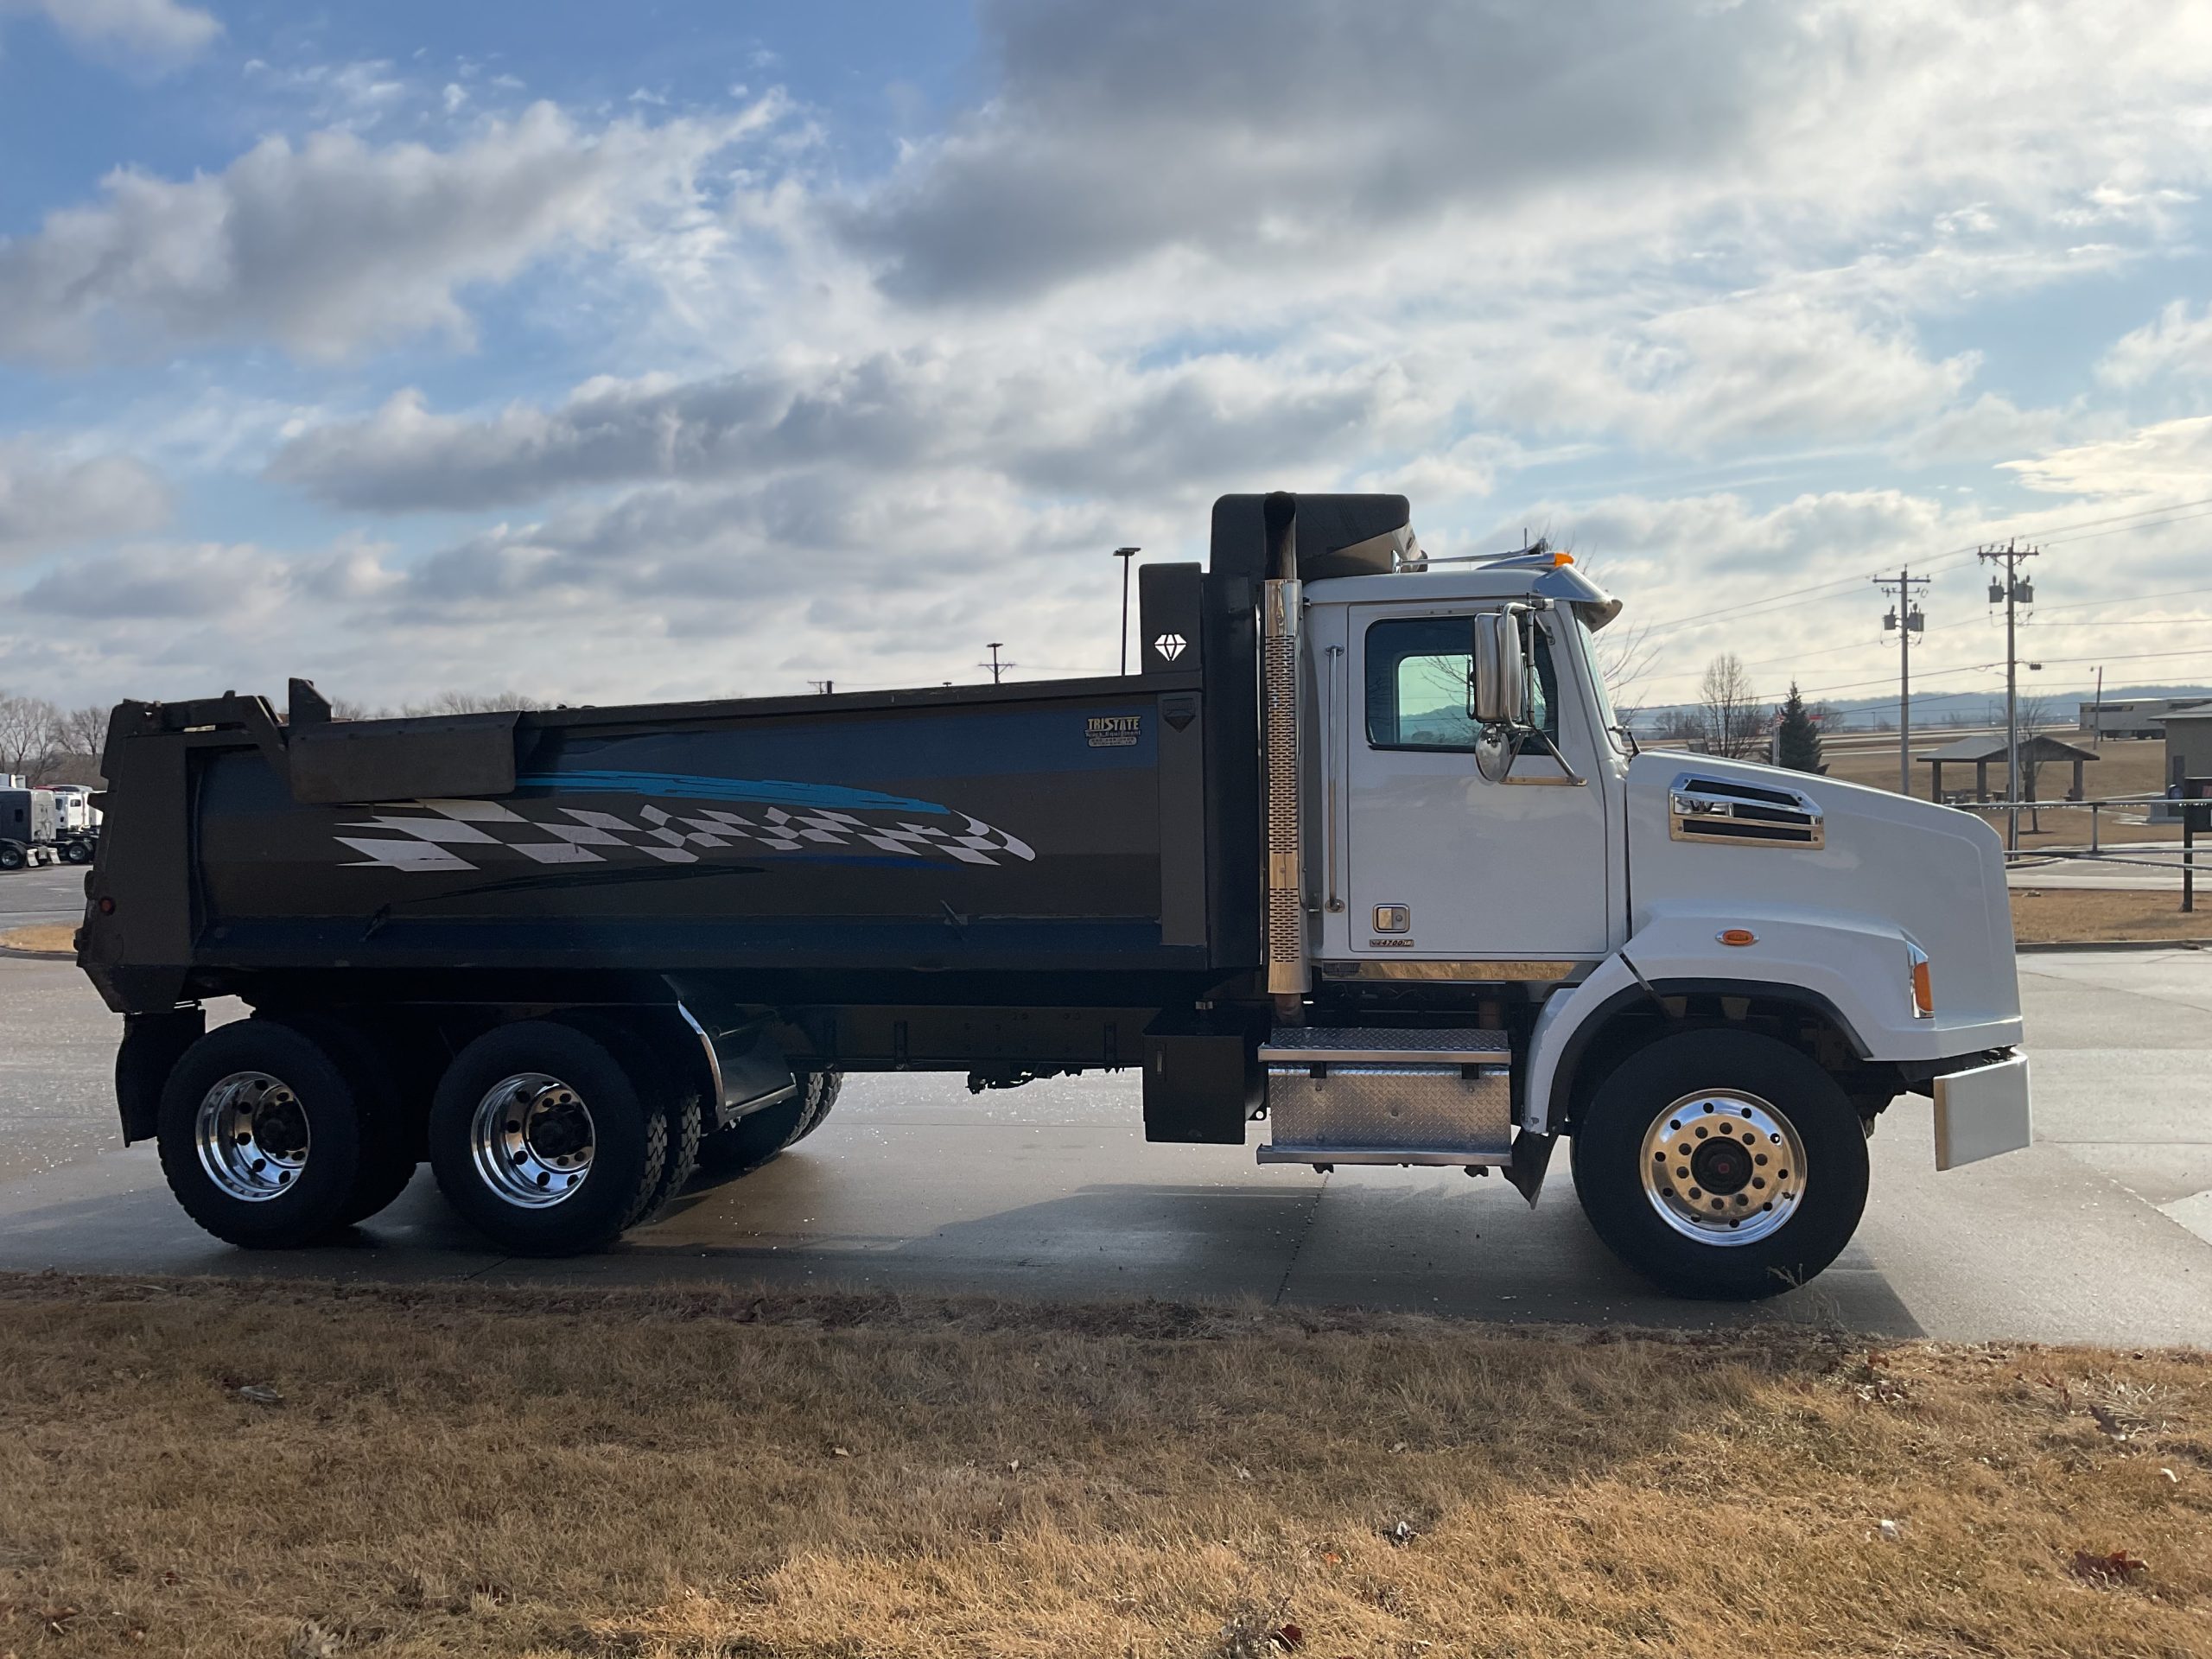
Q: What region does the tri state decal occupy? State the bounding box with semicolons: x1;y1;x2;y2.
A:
330;770;1036;873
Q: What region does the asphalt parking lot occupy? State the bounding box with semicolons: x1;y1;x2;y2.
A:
2;943;2208;1343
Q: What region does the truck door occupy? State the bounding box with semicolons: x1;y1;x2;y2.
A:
1343;604;1611;962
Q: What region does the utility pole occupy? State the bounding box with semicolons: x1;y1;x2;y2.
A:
1873;569;1929;796
2092;664;2104;751
1113;546;1141;675
1980;540;2039;850
980;643;1014;684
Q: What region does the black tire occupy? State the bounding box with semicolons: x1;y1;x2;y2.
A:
1570;1028;1869;1300
627;1086;702;1228
156;1021;368;1249
283;1014;421;1227
60;840;91;864
696;1068;837;1178
790;1067;842;1145
428;1021;665;1255
0;842;23;872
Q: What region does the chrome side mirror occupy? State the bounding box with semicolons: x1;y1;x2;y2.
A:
1474;722;1524;783
1469;607;1532;781
1469;607;1529;725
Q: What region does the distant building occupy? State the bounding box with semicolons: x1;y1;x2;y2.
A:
2165;708;2212;794
2082;696;2212;740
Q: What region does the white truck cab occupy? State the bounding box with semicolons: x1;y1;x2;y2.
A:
1257;523;2031;1297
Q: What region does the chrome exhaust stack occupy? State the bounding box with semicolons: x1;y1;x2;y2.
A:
1260;492;1306;1007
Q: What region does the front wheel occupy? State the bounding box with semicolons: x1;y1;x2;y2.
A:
60;839;92;864
1570;1029;1869;1300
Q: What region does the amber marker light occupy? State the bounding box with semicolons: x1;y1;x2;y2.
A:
1908;943;1935;1018
1717;927;1756;947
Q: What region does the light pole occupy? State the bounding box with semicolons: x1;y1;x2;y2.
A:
1114;546;1141;674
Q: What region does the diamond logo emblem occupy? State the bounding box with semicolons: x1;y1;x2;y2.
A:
1152;632;1187;662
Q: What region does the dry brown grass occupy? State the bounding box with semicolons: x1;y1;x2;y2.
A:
0;923;73;957
1;1275;2208;1658
2012;887;2212;944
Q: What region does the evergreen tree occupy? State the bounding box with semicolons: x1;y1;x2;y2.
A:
1775;682;1827;774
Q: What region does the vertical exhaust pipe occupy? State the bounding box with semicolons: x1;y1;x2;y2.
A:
1260;493;1307;1007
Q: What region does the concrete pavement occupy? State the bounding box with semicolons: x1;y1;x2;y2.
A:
0;864;83;930
2;949;2208;1344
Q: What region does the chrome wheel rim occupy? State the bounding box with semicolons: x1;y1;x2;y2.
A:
1639;1089;1806;1247
194;1071;310;1203
469;1073;595;1209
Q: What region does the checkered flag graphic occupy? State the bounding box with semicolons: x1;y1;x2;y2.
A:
334;797;1036;873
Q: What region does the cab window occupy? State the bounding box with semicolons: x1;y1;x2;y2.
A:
1365;616;1560;751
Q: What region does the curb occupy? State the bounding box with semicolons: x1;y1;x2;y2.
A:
0;946;73;962
2017;938;2212;954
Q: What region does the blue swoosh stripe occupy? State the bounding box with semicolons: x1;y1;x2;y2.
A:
514;769;950;816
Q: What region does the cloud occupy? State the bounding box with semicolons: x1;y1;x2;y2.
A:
2098;301;2212;387
0;445;170;561
0;0;219;69
19;541;290;619
268;347;1429;512
837;0;2212;308
2001;416;2212;499
0;100;779;365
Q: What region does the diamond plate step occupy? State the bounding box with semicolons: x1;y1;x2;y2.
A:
1260;1027;1513;1166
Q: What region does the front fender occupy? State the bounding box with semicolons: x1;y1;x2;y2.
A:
1523;909;2025;1133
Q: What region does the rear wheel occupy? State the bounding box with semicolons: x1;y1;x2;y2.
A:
1570;1029;1868;1300
0;842;23;872
156;1021;368;1249
429;1022;667;1255
283;1014;420;1226
60;839;91;864
696;1068;841;1179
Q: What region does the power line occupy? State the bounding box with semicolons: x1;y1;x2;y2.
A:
1631;497;2212;645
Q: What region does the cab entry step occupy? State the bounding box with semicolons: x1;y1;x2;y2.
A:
1258;1027;1512;1166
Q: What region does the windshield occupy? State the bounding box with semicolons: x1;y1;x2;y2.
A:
1573;608;1631;755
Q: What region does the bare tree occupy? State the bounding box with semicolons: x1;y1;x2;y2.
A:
1592;621;1660;730
51;704;109;760
1697;653;1764;758
0;694;64;785
2014;693;2053;831
400;690;543;717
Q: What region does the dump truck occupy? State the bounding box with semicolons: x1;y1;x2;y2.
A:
76;493;2031;1296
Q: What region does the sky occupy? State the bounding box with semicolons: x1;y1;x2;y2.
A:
4;0;2212;721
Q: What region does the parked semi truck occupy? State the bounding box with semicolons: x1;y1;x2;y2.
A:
77;493;2031;1296
1;785;60;870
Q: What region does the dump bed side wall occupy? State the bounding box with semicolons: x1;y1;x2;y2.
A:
189;685;1205;977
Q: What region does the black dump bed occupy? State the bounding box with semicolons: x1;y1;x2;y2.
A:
78;493;1411;1018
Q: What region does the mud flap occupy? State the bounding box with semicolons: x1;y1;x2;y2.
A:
1504;1129;1556;1206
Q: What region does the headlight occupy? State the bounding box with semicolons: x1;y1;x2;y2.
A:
1907;941;1934;1019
